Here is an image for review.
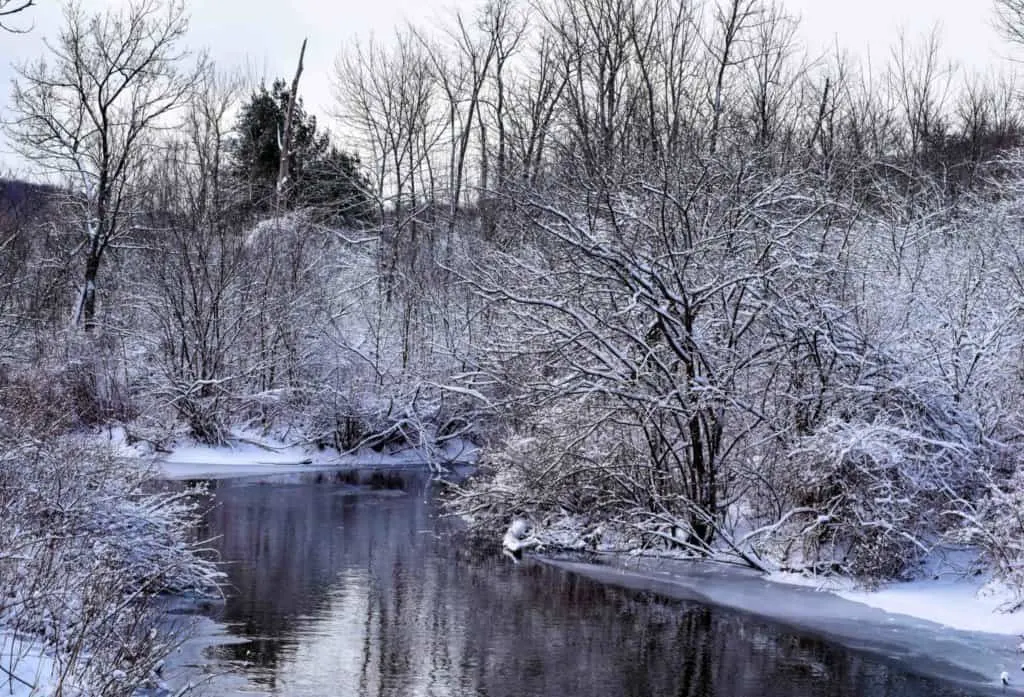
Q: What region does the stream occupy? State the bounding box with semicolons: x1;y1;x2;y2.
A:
165;469;993;697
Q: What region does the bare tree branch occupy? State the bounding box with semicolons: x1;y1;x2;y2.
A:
995;0;1024;51
0;0;34;33
276;37;307;209
5;0;202;332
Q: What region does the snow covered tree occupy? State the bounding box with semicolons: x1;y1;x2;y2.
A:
7;0;200;332
136;67;247;443
138;66;347;442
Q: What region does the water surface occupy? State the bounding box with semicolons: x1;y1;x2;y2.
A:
178;471;987;697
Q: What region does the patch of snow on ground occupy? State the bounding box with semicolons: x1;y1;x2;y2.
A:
152;428;479;480
769;549;1024;637
0;632;57;697
835;577;1024;636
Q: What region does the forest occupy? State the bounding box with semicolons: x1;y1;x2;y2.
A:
3;0;1024;634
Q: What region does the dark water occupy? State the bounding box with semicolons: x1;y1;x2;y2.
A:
184;471;984;697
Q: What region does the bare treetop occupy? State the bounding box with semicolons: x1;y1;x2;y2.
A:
6;0;201;331
995;0;1024;51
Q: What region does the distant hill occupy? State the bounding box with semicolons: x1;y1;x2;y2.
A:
0;178;62;223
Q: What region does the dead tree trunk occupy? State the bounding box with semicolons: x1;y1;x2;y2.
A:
277;38;307;209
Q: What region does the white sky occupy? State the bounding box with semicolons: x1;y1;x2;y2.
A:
0;0;1012;176
792;0;1007;72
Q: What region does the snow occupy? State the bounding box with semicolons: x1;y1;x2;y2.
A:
769;553;1024;637
502;518;541;559
103;426;479;480
525;509;1024;638
0;631;58;697
838;577;1024;636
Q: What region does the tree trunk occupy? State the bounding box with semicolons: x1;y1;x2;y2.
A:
79;248;101;332
277;38;307;209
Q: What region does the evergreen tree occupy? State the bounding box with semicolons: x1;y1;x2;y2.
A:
230;79;371;223
301;145;373;222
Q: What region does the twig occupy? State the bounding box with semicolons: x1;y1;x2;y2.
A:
0;661;36;690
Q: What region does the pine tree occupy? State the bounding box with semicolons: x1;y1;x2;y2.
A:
230;79;371;223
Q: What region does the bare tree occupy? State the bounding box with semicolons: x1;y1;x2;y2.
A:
139;66;245;442
276;38;308;209
740;0;805;152
542;0;641;175
887;26;955;162
414;6;496;225
476;0;526;192
334;31;444;295
995;0;1024;50
499;28;566;186
705;0;763;157
6;0;200;332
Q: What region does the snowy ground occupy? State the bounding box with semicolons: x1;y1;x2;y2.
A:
0;631;58;697
772;569;1024;636
101;426;479;480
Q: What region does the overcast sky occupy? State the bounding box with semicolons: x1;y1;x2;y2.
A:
0;0;1012;176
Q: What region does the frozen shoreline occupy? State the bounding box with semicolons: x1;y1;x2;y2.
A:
103;426;479;480
536;553;1023;693
771;569;1024;637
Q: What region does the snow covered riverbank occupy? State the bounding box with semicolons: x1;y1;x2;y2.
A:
111;427;479;480
535;553;1024;694
773;569;1024;637
0;436;222;697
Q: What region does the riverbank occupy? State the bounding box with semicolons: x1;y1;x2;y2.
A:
140;430;1024;636
102;425;479;480
144;458;1008;697
514;513;1024;641
771;567;1024;637
537;554;1021;693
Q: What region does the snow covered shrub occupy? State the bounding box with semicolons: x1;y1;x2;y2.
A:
0;436;222;695
943;461;1024;609
446;432;567;539
734;254;1003;584
761;363;988;582
304;385;391;452
445;396;718;556
302;376;482;468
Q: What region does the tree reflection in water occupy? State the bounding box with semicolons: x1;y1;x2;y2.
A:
190;472;980;697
